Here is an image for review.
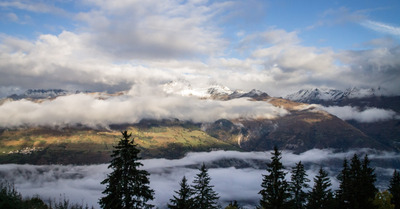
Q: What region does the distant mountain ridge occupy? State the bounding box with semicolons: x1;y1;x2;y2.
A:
285;87;390;104
1;84;399;165
7;89;73;100
163;81;269;100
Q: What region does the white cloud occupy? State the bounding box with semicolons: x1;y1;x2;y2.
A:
361;20;400;36
76;0;231;60
1;149;397;208
0;85;288;128
0;1;69;16
0;2;400;98
319;105;398;123
6;13;18;22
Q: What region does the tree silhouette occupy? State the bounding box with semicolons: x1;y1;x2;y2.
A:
259;146;290;209
192;163;220;209
168;176;195;209
289;161;309;209
389;170;400;209
307;167;334;209
336;158;351;209
359;155;377;209
99;131;154;209
346;154;377;209
348;154;362;209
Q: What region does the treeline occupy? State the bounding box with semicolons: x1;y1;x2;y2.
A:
166;147;400;209
1;131;400;209
0;181;93;209
256;147;400;209
99;131;400;209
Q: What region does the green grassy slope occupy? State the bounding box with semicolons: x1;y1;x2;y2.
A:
0;125;239;164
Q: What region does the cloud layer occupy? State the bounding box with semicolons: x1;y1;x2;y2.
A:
1;149;398;208
320;105;399;123
0;1;399;98
0;86;288;128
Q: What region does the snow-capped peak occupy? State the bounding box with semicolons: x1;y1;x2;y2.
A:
344;87;388;98
285;88;343;103
207;84;233;96
285;87;389;103
162;81;268;100
7;89;71;100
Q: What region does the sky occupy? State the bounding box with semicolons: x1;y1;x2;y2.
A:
0;0;399;98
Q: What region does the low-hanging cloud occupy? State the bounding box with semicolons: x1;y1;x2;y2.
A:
0;149;398;209
0;85;288;128
319;105;398;123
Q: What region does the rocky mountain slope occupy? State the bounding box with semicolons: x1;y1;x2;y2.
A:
284;87;398;108
285;87;400;150
7;89;72;100
0;85;397;164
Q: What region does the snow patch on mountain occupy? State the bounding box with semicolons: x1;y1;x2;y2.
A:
345;87;388;99
7;89;73;100
285;87;389;103
162;81;225;98
162;81;266;99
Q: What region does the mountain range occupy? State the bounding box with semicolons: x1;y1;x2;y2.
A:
0;84;399;164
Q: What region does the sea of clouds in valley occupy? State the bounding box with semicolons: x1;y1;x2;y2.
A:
0;149;398;209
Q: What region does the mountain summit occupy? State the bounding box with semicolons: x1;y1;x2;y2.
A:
163;81;268;100
7;89;72;100
285;87;389;104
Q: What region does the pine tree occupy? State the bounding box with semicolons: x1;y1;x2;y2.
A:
168;176;195;209
259;146;290;209
192;163;220;209
307;167;333;209
348;154;362;209
359;154;378;209
389;170;400;209
336;158;351;209
289;161;309;209
99;131;154;209
345;154;378;209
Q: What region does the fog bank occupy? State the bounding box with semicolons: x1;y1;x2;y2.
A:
0;149;398;208
0;86;288;128
320;105;399;123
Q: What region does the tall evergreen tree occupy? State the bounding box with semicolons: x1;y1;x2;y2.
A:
348;154;362;209
192;163;220;209
168;176;195;209
389;170;400;209
259;146;290;209
99;131;154;209
289;161;309;209
307;167;334;209
345;154;378;209
336;158;351;209
359;154;378;209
